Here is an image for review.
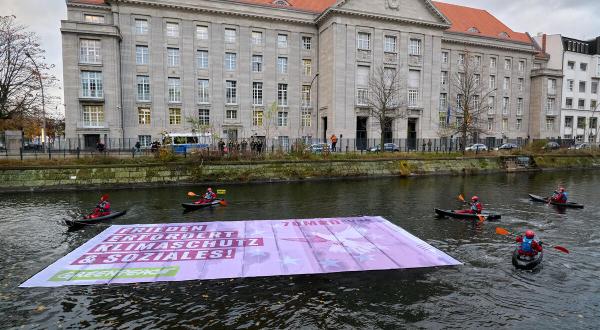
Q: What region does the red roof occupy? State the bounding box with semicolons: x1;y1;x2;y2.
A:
70;0;531;43
432;1;531;43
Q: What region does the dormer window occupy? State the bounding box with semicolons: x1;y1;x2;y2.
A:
467;27;480;33
273;0;289;5
498;32;510;39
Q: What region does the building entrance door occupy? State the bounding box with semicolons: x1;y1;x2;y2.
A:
84;134;100;149
322;117;328;142
407;119;417;151
356;116;368;150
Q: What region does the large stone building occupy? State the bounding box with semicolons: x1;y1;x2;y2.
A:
62;0;537;148
532;34;600;142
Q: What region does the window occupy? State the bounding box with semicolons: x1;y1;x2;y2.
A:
84;14;104;23
198;79;210;104
301;111;311;127
516;118;522;130
568;80;574;92
198;109;210;126
136;75;150;102
548;79;557;94
82;105;104;127
577;117;586;129
546;98;555;114
226;109;237;119
568;61;575;70
277;111;288;126
590;117;597;129
474;55;482;67
167;48;180;67
225;53;237;71
546;118;555;131
457;73;465;85
441;71;448;86
592;81;598;94
579;81;586;93
302;85;311;107
252;31;262;46
357;89;368;106
197;26;209;40
518;78;524;92
169;108;181;125
502;97;510;115
488;96;495;114
458;53;465;65
474;74;481;87
136;45;149;65
439;93;447;111
168;78;181;103
81;71;103;98
580;63;588;71
408;70;420;107
487;118;494;131
253;110;263;126
472;95;480;109
196;50;209;69
456;94;463;109
224;28;236;43
278;136;289;149
518;60;525;72
252;82;263;105
357;32;370;50
302;59;312;76
138;135;151;147
591;100;597;111
278;57;288;74
503;77;510;90
80;39;101;64
502;118;508;131
565;117;573;128
138;108;151;125
409;39;421;56
356;66;370;86
166;22;179;38
490;57;497;69
489;75;496;89
517;98;523;115
135;19;149;35
226;80;237;104
277;34;288;48
504;58;512;70
302;36;312;50
566;98;573;109
578;99;585;110
384;36;397;52
278;83;288;106
442;51;449;64
252;55;263;72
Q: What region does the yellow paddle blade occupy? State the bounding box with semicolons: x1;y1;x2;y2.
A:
495;227;510;235
217;189;226;195
187;192;198;197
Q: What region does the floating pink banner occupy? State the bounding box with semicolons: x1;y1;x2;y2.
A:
20;217;461;287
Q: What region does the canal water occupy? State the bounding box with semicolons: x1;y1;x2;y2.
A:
1;171;599;328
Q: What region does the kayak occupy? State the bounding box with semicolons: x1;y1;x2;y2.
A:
64;210;127;229
182;199;225;211
512;248;543;270
434;208;501;221
528;194;584;209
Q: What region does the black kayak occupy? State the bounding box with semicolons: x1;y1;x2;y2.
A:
512;248;543;270
64;210;127;229
434;208;501;221
182;199;225;211
528;194;584;209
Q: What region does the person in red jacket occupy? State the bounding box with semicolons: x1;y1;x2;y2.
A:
516;230;543;257
551;187;568;203
456;196;483;214
88;194;111;219
196;187;217;204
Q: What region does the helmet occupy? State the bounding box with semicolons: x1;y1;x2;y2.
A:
207;188;213;192
100;194;109;201
471;196;479;201
525;230;535;239
560;187;565;192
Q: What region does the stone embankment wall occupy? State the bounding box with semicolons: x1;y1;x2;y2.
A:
0;155;598;192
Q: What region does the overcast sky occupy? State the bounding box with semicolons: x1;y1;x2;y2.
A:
4;0;600;117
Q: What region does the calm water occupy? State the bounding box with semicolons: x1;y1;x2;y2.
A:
1;171;599;329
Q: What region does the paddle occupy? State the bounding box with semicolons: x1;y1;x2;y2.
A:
495;227;569;254
459;194;485;222
187;191;228;206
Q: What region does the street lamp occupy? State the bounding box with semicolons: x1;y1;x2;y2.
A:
25;52;46;149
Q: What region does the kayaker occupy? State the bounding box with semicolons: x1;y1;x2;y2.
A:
515;230;543;257
88;194;111;219
196;188;216;204
551;187;568;203
457;196;483;214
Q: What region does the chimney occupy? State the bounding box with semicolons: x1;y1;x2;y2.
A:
542;34;547;53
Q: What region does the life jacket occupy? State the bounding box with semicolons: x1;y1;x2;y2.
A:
97;200;110;212
471;202;482;213
204;191;216;200
521;237;534;253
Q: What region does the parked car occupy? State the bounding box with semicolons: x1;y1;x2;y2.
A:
465;144;488;152
368;143;400;152
306;143;329;153
495;143;518;151
569;143;592;150
543;141;560;150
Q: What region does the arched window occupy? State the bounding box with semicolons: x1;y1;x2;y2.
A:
273;0;290;6
467;27;480;33
498;32;510;39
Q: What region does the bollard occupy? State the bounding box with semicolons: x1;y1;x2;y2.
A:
20;147;23;161
48;147;52;160
76;146;80;159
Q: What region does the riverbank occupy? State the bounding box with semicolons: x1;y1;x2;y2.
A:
1;154;599;193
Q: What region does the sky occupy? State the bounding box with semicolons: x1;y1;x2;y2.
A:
4;0;600;118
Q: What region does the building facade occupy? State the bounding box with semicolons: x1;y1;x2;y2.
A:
63;0;537;148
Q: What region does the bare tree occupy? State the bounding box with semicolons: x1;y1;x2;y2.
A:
366;65;408;151
0;16;57;123
439;50;495;152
